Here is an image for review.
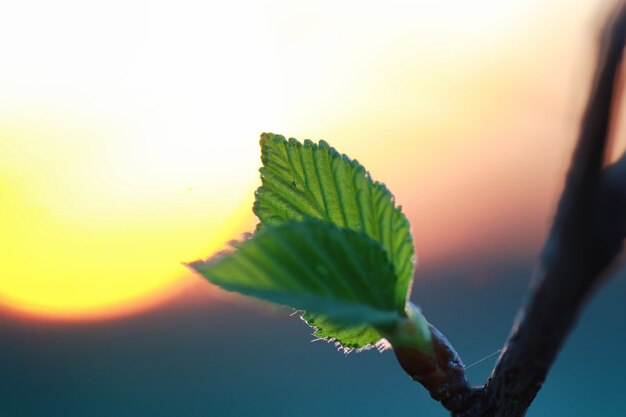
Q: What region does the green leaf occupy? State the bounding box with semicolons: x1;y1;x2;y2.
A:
301;315;384;350
252;133;416;346
254;133;415;311
188;219;403;334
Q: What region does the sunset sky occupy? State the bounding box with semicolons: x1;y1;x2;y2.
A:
2;1;626;417
1;0;616;321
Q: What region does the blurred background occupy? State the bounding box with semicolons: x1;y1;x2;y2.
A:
1;0;625;416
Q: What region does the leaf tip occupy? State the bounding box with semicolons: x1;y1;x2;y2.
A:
184;258;205;274
259;132;287;152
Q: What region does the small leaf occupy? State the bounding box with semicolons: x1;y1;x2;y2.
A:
254;133;415;311
253;133;416;346
188;220;403;339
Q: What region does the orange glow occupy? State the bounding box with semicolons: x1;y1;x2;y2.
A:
0;0;613;320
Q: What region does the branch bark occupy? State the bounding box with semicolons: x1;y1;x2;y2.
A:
395;3;626;416
475;5;626;416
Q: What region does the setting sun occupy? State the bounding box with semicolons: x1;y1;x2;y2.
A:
0;115;259;319
0;1;281;318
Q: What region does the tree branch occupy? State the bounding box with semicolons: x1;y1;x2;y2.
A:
395;3;626;416
462;4;626;416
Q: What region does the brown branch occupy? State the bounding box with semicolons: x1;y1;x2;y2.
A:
461;4;626;416
395;3;626;416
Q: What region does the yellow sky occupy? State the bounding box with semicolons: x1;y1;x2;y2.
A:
0;0;618;320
